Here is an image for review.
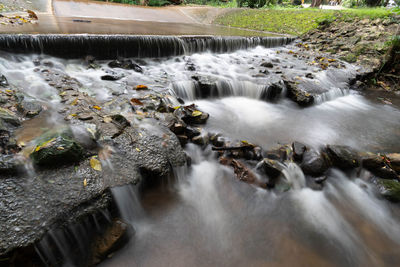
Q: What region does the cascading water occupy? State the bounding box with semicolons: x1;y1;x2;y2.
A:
1;35;400;266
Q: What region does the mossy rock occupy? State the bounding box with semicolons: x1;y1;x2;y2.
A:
378;179;400;202
0;107;20;127
30;129;84;166
340;53;358;63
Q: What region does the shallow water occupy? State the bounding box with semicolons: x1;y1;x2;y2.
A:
2;44;400;266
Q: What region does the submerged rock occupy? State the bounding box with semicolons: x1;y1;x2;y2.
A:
377;179;400;202
30;129;84;166
284;81;314;107
101;74;122;81
260;61;274;68
91;219;132;265
325;145;359;170
17;100;42;118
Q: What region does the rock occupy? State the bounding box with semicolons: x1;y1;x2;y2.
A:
377;179;400;202
260;82;283;102
260;62;273;68
30;129;84;166
0;107;20;127
0;154;20;175
284;81;314;107
192;76;218;98
0;75;8;87
101;75;121;81
305;73;314;79
108;59;143;72
256;158;284;179
91;219;132;265
174;105;209;125
292;141;307;161
325;145;359;170
314;175;327;184
185;126;201;138
386;153;400;173
169;122;185;135
192;134;208;146
17;100;42;118
177;135;188;146
185;62;196;71
301;150;329;177
361;152;399;179
220;157;265;188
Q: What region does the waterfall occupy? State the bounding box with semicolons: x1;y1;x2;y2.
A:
0;34;294;59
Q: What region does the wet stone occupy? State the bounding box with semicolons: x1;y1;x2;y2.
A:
386;153;400;173
0;107;20;127
30;129;84;166
256;158;284;179
284;81;314;107
0;75;8;87
260;62;274;68
292;141;307;161
101;75;121;81
377;179;400;202
108;59;143;73
260;82;283;102
300;150;329;177
17;100;42;118
326;145;359;170
0;154;20;175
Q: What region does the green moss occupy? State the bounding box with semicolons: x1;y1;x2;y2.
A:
214;7;395;35
340;53;357;63
378;179;400;202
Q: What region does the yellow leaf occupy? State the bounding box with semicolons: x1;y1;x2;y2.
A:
83;178;87;187
93;105;102;110
192;110;202;117
70;98;78;106
57;146;64;150
173;106;181;110
59;91;67;96
35;138;56;152
5;89;12;93
70;113;77;117
135;147;141;152
90;156;102;171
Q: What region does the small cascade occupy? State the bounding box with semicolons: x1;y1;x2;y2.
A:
111;185;145;224
0;34;294;59
35;210;112;267
314;87;350;104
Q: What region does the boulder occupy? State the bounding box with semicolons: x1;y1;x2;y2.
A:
30;129;84;166
325;145;359;170
300;150;329;177
284;81;314;107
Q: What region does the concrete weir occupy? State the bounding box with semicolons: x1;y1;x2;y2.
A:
0;34;295;59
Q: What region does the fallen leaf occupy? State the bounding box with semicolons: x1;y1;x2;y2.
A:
90;156;102;171
135;147;141;152
130;98;143;105
83;178;87;187
70;98;78;106
192;110;202;117
92;105;102;110
135;85;148;90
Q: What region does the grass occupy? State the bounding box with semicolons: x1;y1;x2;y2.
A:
214;7;396;36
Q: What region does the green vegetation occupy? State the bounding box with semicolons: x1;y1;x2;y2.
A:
214;8;396;35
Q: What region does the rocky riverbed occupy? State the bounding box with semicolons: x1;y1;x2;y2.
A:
1;35;400;266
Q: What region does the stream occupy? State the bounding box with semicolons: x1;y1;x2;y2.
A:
1;36;400;266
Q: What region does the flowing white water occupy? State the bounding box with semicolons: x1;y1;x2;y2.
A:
1;43;400;266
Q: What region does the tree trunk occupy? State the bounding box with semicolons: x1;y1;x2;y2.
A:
311;0;323;7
